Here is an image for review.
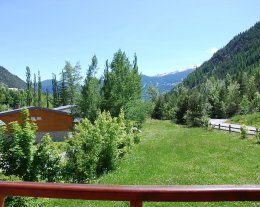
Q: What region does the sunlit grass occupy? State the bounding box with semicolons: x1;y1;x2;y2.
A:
40;120;260;207
227;113;260;128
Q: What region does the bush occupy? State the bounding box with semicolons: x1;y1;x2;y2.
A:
124;100;153;127
64;110;137;183
0;108;37;180
240;125;248;139
30;134;61;182
255;129;260;143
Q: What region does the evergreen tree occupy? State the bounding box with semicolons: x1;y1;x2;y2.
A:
62;61;82;105
80;55;100;122
46;89;49;108
26;66;32;106
52;73;59;107
33;73;37;106
37;71;42;107
102;50;142;117
59;69;68;106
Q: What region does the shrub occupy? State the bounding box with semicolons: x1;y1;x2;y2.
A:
64;110;137;183
240;125;248;139
0;108;36;180
30;134;61;182
124;100;153;127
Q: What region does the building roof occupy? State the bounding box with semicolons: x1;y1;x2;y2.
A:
0;106;71;117
53;105;77;111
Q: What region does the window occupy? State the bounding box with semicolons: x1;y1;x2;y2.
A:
31;116;42;121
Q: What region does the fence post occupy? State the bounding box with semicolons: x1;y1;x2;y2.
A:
130;200;142;207
0;195;4;207
219;124;221;129
229;125;231;132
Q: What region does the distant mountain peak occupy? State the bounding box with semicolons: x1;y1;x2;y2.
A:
152;68;195;77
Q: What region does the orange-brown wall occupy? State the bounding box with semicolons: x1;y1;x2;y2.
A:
0;108;73;132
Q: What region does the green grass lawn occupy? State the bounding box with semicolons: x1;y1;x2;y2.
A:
227;112;260;128
39;120;260;207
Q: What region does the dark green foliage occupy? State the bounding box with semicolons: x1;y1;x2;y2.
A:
52;73;59;107
37;71;42;107
26;66;33;106
33;73;37;106
152;95;166;120
0;85;27;111
184;91;209;127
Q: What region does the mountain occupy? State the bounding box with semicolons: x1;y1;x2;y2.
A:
0;66;26;89
142;69;194;94
183;22;260;88
41;79;53;93
41;69;194;95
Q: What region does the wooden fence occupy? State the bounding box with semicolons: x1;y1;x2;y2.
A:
209;123;259;135
0;182;260;207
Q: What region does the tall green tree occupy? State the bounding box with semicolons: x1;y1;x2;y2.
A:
59;69;68;106
33;73;37;106
52;73;59;107
62;61;82;105
80;55;100;122
101;50;142;117
26;66;32;106
37;70;42;107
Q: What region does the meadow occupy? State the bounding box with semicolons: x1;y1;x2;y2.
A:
41;120;260;206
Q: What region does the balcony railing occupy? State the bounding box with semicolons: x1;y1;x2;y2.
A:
0;182;260;207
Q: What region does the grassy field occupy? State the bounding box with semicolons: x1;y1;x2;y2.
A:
227;112;260;128
40;120;260;207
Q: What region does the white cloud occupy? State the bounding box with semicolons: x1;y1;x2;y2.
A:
207;47;218;55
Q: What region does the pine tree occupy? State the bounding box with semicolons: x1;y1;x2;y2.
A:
33;73;37;106
26;66;32;106
59;69;68;106
52;73;59;107
37;71;42;107
80;55;100;122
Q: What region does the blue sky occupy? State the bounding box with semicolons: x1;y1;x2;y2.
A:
1;0;259;81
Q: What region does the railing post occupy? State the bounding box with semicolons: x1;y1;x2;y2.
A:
130;200;142;207
219;124;220;129
0;195;4;207
229;125;231;132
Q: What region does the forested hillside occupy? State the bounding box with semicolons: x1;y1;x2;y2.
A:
152;22;260;124
0;66;26;89
184;22;260;88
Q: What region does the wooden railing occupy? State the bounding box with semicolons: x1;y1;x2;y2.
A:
209;123;259;135
0;182;260;206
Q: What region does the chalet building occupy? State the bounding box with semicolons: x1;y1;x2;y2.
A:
0;106;73;142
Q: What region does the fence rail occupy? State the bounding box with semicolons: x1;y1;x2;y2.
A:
209;123;259;135
0;182;260;207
